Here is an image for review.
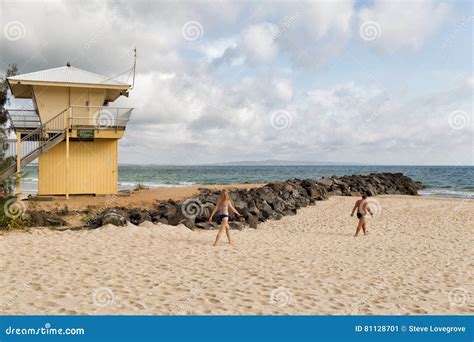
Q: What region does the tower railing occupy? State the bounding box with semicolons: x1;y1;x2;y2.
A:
5;109;41;131
70;106;133;130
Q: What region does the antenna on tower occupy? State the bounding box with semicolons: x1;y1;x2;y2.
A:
131;47;137;90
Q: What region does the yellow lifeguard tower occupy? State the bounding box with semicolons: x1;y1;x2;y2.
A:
1;64;133;197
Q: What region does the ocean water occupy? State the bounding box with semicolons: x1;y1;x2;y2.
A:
20;164;473;199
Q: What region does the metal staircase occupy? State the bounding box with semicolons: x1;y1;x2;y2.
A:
0;109;68;181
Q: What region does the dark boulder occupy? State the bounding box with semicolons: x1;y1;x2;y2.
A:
181;217;196;230
86;172;422;230
271;197;287;212
129;208;152;225
273;213;283;220
255;187;277;204
94;208;128;227
247;214;258;228
233;200;249;217
229;222;244;230
194;206;212;223
284;208;297;216
316;178;333;188
195;222;218;230
154;217;169;225
45;218;65;227
257;200;273;219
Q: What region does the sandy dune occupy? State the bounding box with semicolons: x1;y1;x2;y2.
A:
0;195;472;315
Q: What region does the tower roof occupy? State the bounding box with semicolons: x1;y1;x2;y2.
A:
7;65;130;100
8;66;129;87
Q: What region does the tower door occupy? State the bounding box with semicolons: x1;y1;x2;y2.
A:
69;88;106;127
70;88;90;126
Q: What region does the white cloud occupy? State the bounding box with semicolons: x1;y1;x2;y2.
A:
0;0;470;165
358;0;451;52
197;37;238;61
272;78;294;102
211;1;355;68
117;69;472;165
241;23;279;64
302;0;354;40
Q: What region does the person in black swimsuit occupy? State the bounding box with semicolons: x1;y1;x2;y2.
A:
209;189;241;246
351;194;374;237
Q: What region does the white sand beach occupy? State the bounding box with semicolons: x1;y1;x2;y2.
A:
0;195;472;315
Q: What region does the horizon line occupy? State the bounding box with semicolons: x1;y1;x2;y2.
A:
25;162;473;167
116;163;473;167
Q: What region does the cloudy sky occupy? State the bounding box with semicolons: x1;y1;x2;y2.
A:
1;0;472;165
